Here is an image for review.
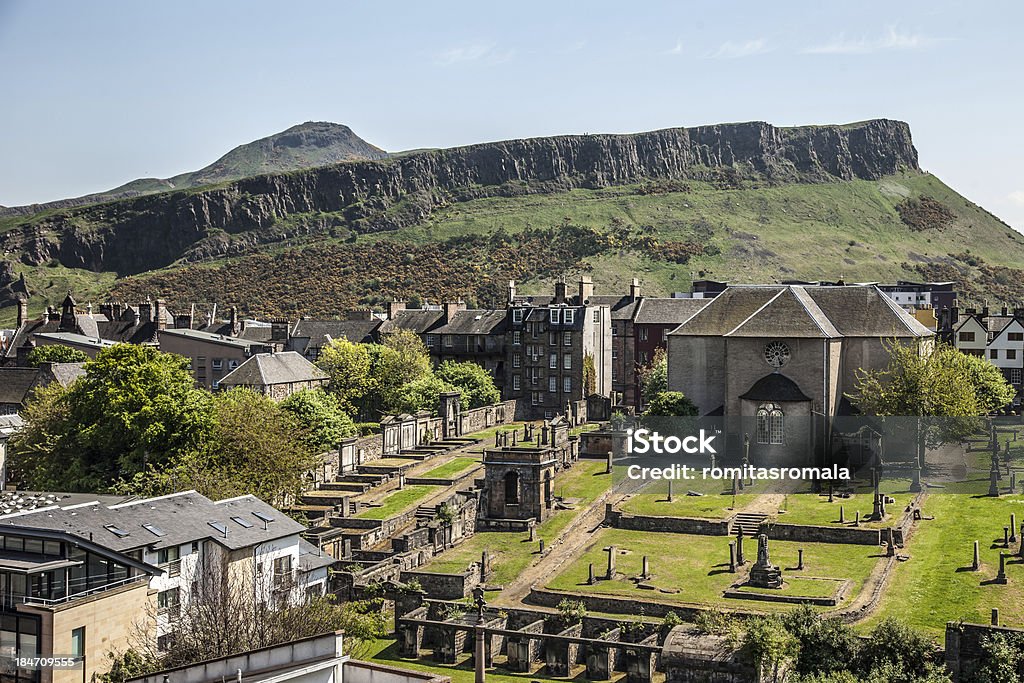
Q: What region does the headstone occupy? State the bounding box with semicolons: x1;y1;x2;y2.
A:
747;534;783;588
990;465;1001;497
512;431;518;446
667;479;674;503
399;471;406;490
1004;526;1010;548
736;528;746;566
973;540;980;571
344;538;352;560
732;476;740;496
728;541;736;573
886;528;896;557
538;539;544;554
605;545;617;580
1013;515;1018;544
828;484;834;503
797;548;804;570
992;608;1000;626
606;451;613;475
1012;470;1018;493
495;432;501;446
641;555;650;580
855;511;861;526
481;550;490;581
911;467;922;493
588;563;596;585
996;553;1008;584
529;524;536;542
474;624;486;683
839;505;845;524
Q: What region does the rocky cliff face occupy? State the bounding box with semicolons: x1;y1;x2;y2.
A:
1;119;918;276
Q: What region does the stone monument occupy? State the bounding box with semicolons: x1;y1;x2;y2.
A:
747;534;783;589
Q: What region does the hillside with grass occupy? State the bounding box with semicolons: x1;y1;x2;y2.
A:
1;119;1022;325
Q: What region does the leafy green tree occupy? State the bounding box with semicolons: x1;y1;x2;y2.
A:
975;631;1024;683
857;618;938;683
280;388;357;452
393;375;462;415
26;344;88;367
366;331;432;416
435;360;499;408
639;348;668;406
784;605;860;677
645;391;699;417
741;615;799;683
316;337;372;415
11;344;214;491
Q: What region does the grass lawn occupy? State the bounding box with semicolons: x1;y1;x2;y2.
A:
772;478;917;529
618;477;772;519
863;481;1024;636
420;457;479;479
732;577;844;599
355;485;440;520
423;460;611;586
546;528;881;611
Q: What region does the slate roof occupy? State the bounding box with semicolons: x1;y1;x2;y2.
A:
739;373;812;402
0;490;305;553
218;351;328;387
670;285;933;339
291;319;381;349
41;362;86;387
378;309;445;335
298;537;336;572
159;328;259;350
634;298;711;325
431;310;507;336
33;332;117;349
0;368;39;405
587;295;641;320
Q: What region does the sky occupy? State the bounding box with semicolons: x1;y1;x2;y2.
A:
1;1;1023;231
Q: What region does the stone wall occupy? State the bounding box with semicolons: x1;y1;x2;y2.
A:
759;522;882;545
945;621;1024;681
399;569;481;600
460;400;517;435
606;508;731;536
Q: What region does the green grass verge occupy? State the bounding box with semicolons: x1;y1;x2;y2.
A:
420;457;479;480
355;485;440;520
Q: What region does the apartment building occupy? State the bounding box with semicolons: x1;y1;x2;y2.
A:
158;328;272;389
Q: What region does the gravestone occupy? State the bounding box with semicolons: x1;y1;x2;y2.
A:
797;548;805;570
1005;527;1011;548
736;528;746;566
1012;515;1018;544
748;534;783;589
605;545;617;580
972;540;980;571
839;505;845;524
588;563;596;585
728;541;736;573
641;555;650;580
995;553;1008;584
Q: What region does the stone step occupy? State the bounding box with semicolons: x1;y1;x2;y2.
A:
732;512;768;535
415;505;436;520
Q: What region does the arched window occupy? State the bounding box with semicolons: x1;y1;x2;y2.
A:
756;403;785;445
504;471;520;504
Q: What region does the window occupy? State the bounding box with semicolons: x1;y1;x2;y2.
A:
228;359;239;370
142;523;166;537
549;376;557;393
959;331;976;342
549;353;557;369
1009;349;1018;360
612;348;618;361
549;332;557;346
513;375;521;391
532;391;541;406
70;627;85;658
563;376;571;393
425;334;437;347
563;354;572;370
443;335;453;348
231;515;254;528
531;322;538;338
103;524;130;538
274;555;293;577
513;308;523;323
1010;332;1024;342
157;546;180;565
550;308;559;324
991;349;999;359
612;325;618;337
513;331;521;345
513;354;521;368
563;331;572;346
212;358;223;370
157;588;181;615
756;403;784;445
564;309;574;325
593;310;600;322
1012;369;1022;385
639;328;648;341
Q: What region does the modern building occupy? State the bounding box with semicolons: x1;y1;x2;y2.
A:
158;328;272;389
0;490;333;683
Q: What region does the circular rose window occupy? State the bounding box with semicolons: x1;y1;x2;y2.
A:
764;341;790;368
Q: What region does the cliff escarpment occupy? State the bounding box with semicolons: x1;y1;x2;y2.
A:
1;119;918;275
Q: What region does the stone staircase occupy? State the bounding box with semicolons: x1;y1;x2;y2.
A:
415;505;436;521
732;512;768;536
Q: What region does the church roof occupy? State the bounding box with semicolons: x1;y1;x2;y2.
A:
739;373;812;402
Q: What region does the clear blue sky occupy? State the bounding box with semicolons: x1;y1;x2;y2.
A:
2;1;1023;230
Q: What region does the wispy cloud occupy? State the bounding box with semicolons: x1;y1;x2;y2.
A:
1008;190;1024;207
663;40;684;56
802;26;940;55
435;43;514;66
706;38;769;60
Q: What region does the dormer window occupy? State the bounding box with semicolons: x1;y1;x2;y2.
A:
549;308;559;324
564;309;574;325
512;308;523;324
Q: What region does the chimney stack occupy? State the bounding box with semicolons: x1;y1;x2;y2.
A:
139;301;153;323
507;280;517;304
271;319;289;342
554;280;567;304
229;306;239;335
387;300;406;320
443;300;466;324
578;275;594;305
16;298;27;328
629;277;641;301
154;299;166;331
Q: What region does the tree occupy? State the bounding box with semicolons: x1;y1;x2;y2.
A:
10;344;215;491
645;391;699;417
393;375;463;415
639;348;668;407
280;388;357;452
975;631;1024;683
740;615;799;683
316;337;372;415
857;618;939;683
26;344;88;367
435;360;499;408
582;353;596;396
849;341;1015;450
784;605;860;677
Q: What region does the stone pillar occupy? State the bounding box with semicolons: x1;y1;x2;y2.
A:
588;563;596;585
641;555;650;580
990;462;1001;497
1004;526;1010;548
399;471;406;490
973;540;980;571
911;467;922;494
1012;470;1018;493
732;476;740;496
605;545;617;580
797;548;804;570
529;524;536;542
729;541;736;573
538;539;545;554
481;550;490;582
474;625;486;683
1012;515;1018;544
736;529;745;566
839;505;845;524
993;608;1000;626
606;451;613;475
667;479;674;502
855;511;860;526
886;528;896;557
828;484;834;503
996;553;1008;584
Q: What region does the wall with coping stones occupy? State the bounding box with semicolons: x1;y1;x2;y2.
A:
605;508;731;536
759;522;882;545
400;569;481;600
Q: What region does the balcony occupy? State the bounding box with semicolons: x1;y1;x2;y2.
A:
161;558;182;578
21;575;144;608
